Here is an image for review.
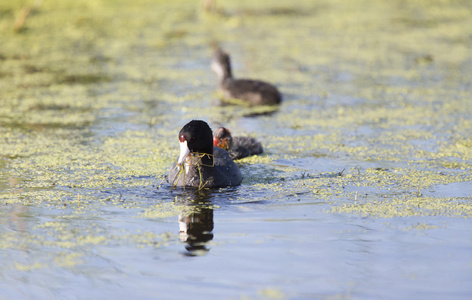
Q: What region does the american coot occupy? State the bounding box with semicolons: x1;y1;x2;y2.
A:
168;120;242;189
211;48;282;106
213;127;263;160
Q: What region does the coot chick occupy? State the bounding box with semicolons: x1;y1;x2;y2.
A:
168;120;242;189
211;48;282;106
213;127;263;160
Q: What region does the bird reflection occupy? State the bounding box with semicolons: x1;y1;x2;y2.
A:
177;190;215;256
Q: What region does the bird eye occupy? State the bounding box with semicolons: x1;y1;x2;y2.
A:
179;134;186;142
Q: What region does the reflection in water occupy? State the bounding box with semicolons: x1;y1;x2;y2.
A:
4;176;28;233
1;176;30;253
177;190;215;257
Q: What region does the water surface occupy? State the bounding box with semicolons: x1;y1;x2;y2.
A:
1;0;471;299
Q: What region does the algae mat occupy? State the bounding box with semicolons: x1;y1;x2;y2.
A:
1;0;472;299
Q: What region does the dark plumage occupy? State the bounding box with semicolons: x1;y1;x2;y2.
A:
213;127;263;160
168;120;242;189
211;48;282;106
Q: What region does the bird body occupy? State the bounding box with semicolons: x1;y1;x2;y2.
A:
168;120;242;189
213;127;263;160
212;49;282;106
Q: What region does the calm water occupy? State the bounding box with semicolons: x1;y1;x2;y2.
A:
1;1;472;299
1;189;471;300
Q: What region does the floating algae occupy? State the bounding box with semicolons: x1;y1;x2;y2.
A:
0;2;471;298
332;196;472;218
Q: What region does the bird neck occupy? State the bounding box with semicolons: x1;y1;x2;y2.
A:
192;152;214;168
212;61;233;85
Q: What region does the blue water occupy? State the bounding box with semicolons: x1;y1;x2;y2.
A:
1;2;472;299
1;192;470;299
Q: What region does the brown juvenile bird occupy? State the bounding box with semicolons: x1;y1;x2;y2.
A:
213;127;263;160
211;48;282;106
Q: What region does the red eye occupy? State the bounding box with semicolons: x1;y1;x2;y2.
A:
179;134;186;142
